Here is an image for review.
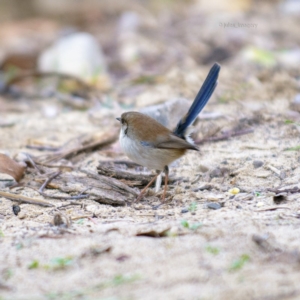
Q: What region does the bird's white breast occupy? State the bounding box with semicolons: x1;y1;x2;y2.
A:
119;129;182;171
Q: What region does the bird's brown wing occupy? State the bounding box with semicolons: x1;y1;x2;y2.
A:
155;133;198;150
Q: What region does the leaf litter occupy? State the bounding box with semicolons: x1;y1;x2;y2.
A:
1;1;300;300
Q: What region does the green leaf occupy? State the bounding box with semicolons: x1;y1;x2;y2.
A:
181;220;190;228
206;245;220;255
112;274;140;286
285;145;300;151
190;223;202;231
285;120;300;126
188;202;198;212
28;260;39;269
49;256;74;270
229;254;250;271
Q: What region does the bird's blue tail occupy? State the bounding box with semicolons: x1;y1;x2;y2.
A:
174;63;221;138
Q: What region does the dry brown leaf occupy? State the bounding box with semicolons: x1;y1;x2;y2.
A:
0;153;26;182
136;228;171;238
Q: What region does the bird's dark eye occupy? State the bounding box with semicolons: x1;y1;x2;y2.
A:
123;121;128;135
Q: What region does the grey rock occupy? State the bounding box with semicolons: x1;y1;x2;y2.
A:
209;167;230;178
207;202;222;210
253;160;264;169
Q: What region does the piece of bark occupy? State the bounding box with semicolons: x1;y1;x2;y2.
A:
0;153;26;182
97;165;154;186
38;169;138;206
97;164;177;187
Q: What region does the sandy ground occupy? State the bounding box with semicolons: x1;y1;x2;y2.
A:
1;93;300;300
1;1;300;299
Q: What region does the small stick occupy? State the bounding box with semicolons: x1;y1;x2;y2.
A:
255;205;290;212
0;190;54;207
39;171;62;193
24;153;42;174
26;145;60;152
38;172;89;200
267;186;300;194
267;165;281;176
38;191;89;201
35;162;74;171
112;160;141;167
71;215;94;221
56;202;83;210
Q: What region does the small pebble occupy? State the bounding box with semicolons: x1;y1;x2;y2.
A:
198;164;209;173
228;187;240;195
273;195;287;204
279;171;286;180
210;167;230;178
12;204;21;216
18;212;26;219
253;160;264;169
53;213;70;227
207;202;222;210
181;208;189;214
210;168;222;178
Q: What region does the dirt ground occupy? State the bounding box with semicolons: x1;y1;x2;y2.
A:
1;1;300;300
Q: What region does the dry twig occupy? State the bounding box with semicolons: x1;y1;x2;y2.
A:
38;130;118;163
0;190;54;207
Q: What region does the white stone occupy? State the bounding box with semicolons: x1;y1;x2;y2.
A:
38;32;107;83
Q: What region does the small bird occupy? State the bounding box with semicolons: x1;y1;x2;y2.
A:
117;63;221;202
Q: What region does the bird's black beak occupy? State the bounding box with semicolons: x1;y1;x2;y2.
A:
116;117;121;122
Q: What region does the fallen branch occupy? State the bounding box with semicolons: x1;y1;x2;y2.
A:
0;190;54;207
37;170;135;205
267;186;300;194
97;162;177;187
38;130;118;163
81;169;138;197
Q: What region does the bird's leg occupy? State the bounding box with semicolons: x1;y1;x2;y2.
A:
161;165;169;202
154;172;163;193
135;171;160;203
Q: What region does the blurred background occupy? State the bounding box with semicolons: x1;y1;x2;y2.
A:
0;0;299;111
1;3;300;298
